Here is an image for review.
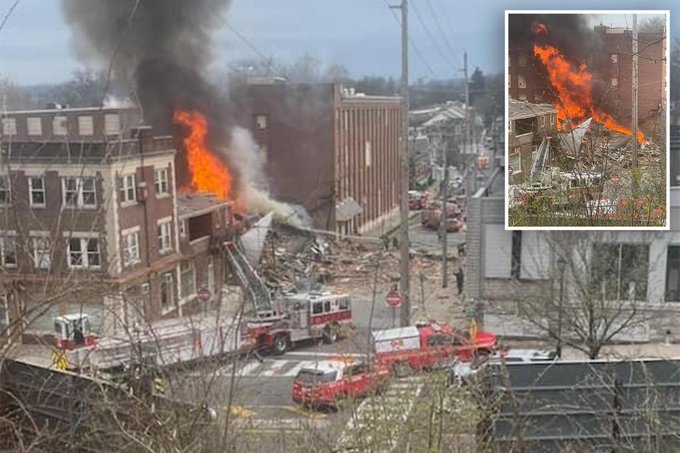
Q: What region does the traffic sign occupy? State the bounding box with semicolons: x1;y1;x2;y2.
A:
197;287;212;302
385;291;402;308
610;173;620;184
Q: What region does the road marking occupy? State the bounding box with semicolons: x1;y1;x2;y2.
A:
284;351;365;358
282;360;318;377
283;405;328;420
236;360;263;376
259;359;289;376
233;418;330;432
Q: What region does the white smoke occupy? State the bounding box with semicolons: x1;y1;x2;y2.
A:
221;126;312;228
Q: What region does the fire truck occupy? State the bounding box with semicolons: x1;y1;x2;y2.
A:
249;290;353;355
292;358;390;407
371;321;497;376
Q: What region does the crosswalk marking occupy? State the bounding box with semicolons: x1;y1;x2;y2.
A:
282;360;318;377
259;359;289;376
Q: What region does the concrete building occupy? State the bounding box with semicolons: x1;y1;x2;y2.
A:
507;99;558;184
468;108;680;343
231;80;402;234
0;112;230;340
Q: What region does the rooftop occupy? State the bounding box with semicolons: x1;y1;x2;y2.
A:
509;99;558;121
177;193;230;219
0;137;175;165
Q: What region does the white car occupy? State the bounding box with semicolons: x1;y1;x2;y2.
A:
448;349;558;385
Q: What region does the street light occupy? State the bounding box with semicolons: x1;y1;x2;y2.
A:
556;257;567;359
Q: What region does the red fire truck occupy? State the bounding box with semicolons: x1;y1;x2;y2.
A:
371;321;497;376
250;290;353;354
292;358;390;407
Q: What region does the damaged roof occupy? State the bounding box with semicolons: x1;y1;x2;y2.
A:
177;193;230;219
509;99;558;120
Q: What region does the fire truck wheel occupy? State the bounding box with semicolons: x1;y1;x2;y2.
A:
272;335;288;355
322;325;339;344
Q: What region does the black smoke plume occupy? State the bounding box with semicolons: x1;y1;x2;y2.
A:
60;0;236;184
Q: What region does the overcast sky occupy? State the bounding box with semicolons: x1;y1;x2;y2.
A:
0;0;677;85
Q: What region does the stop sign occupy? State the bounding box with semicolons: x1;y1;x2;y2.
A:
197;287;212;302
385;291;402;308
610;173;620;184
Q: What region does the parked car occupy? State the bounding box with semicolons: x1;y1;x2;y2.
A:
448;348;558;386
292;359;390;408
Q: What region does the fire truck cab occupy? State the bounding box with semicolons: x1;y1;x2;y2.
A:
252;290;352;354
54;314;97;350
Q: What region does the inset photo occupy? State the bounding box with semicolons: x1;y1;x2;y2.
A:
506;11;670;229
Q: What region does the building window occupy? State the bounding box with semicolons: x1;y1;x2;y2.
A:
122;231;140;266
511;231;522;279
157;221;172;253
78;116;94;136
0;235;17;268
63;177;97;208
611;78;618;87
508;152;521;175
254;114;268;130
179;219;187;238
140;283;150;295
2;118;16;136
104;113;120;136
154;168;169;196
120;174;136;204
518;54;527;67
592;243;648;301
666;246;680;302
33;237;51;270
540;116;546;127
550;115;555;126
365;141;372;167
29;176;45;207
180;262;196;299
53;116;67;136
0;176;10;205
534;94;542;103
518;74;527;89
610;54;618;63
161;273;174;310
27;117;42;136
67;237;101;269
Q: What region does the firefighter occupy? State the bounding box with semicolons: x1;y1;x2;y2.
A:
454;266;464;295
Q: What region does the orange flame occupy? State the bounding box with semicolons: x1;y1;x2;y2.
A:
531;22;548;34
533;44;645;143
173;109;232;200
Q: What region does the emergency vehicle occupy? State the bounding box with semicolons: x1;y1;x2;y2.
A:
292;358;390;407
371;321;497;376
250;290;352;355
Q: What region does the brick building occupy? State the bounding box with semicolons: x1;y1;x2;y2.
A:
508;99;558;184
591;26;666;135
508;48;552;103
231;80;402;234
0;110;230;340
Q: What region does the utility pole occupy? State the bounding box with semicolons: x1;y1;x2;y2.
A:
393;0;411;326
440;127;448;288
463;51;472;202
631;14;639;198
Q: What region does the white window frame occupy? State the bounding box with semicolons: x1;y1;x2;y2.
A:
509;151;522;175
157;220;172;254
29;176;46;207
62;177;97;208
207;257;214;293
611;78;618;87
2;118;16;136
154;168;169;197
161;272;175;312
0;234;17;269
518;74;527;89
140;283;150;295
78;116;94;136
122;229;141;267
365;141;372;167
27;117;42;136
610;53;618;63
32;236;51;270
180;261;196;300
66;236;101;270
120;174;136;205
104;113;121;136
179;219;187;238
53;116;67;136
254;114;268;130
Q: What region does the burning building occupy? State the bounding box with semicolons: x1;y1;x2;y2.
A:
231;80;402;234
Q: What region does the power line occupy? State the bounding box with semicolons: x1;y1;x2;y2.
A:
0;0;20;32
410;0;456;73
422;0;462;68
225;22;273;68
380;0;439;79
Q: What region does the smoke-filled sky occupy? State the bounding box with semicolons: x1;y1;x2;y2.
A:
0;0;677;85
